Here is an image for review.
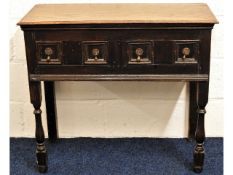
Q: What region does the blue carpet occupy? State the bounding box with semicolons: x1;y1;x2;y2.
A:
10;138;223;175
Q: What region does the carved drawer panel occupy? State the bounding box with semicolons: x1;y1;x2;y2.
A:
82;41;109;65
174;41;199;64
36;41;62;64
124;41;154;65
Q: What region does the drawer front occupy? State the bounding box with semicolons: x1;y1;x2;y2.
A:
82;41;109;65
122;40;154;65
174;40;199;64
36;40;111;66
121;40;199;66
31;29;210;74
36;41;62;64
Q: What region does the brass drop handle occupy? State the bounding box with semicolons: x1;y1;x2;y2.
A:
92;48;100;60
182;47;190;59
135;48;144;62
44;47;53;62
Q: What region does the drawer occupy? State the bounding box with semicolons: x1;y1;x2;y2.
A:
119;39;200;74
174;40;199;64
121;40;154;65
36;40;111;66
81;41;109;65
121;40;199;66
36;41;63;64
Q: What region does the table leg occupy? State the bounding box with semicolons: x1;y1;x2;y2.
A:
29;81;48;173
44;81;58;141
193;81;209;173
188;82;198;140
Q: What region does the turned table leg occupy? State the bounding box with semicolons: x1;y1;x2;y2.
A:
193;81;209;173
44;81;58;141
29;81;48;173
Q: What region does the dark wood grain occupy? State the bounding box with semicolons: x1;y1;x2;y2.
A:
29;81;48;173
188;82;198;140
44;81;58;141
20;23;214;30
193;81;209;173
30;74;208;81
20;28;212;76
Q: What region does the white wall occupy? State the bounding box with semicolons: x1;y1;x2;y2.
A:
10;0;224;138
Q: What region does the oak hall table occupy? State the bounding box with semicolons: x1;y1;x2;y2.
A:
17;3;218;173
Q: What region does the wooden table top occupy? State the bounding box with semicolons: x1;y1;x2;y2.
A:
17;3;218;25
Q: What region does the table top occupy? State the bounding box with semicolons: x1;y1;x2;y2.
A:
17;3;218;25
